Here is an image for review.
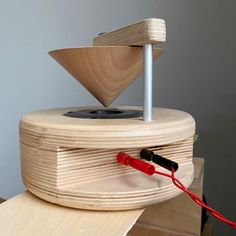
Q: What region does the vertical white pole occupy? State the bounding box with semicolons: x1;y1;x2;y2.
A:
143;44;153;122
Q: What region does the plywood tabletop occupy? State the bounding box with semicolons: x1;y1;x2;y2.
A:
0;192;143;236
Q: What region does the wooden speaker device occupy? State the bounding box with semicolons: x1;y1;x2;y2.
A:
20;19;195;210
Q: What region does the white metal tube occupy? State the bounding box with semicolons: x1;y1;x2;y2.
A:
143;44;153;122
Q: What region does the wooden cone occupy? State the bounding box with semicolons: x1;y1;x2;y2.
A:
49;46;163;107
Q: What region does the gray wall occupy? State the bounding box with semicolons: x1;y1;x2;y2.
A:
0;0;235;235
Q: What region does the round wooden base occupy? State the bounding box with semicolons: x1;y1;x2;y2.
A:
20;106;195;210
20;106;195;148
24;162;193;211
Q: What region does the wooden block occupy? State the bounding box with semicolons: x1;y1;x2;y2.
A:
129;158;204;236
202;222;214;236
0;192;143;236
93;18;166;46
129;224;182;236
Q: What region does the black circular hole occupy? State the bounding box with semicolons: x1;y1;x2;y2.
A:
63;108;143;119
90;109;123;115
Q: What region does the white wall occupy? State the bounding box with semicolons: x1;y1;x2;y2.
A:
0;1;235;235
158;1;236;235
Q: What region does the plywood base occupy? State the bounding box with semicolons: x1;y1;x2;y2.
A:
20;106;195;210
20;106;195;148
24;161;194;210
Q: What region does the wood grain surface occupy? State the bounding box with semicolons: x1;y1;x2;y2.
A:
0;159;204;236
23;161;193;210
49;47;162;107
21;137;193;188
21;141;194;210
20;106;195;148
0;192;143;236
20;106;195;210
93;18;166;46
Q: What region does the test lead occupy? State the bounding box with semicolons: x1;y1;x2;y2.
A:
117;152;236;229
140;149;179;172
117;152;155;175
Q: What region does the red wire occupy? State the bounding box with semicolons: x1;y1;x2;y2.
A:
117;152;236;229
154;168;236;229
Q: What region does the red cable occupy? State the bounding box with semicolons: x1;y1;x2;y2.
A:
155;168;236;229
117;152;236;229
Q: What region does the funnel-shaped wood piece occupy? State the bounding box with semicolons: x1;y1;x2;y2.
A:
49;47;163;107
